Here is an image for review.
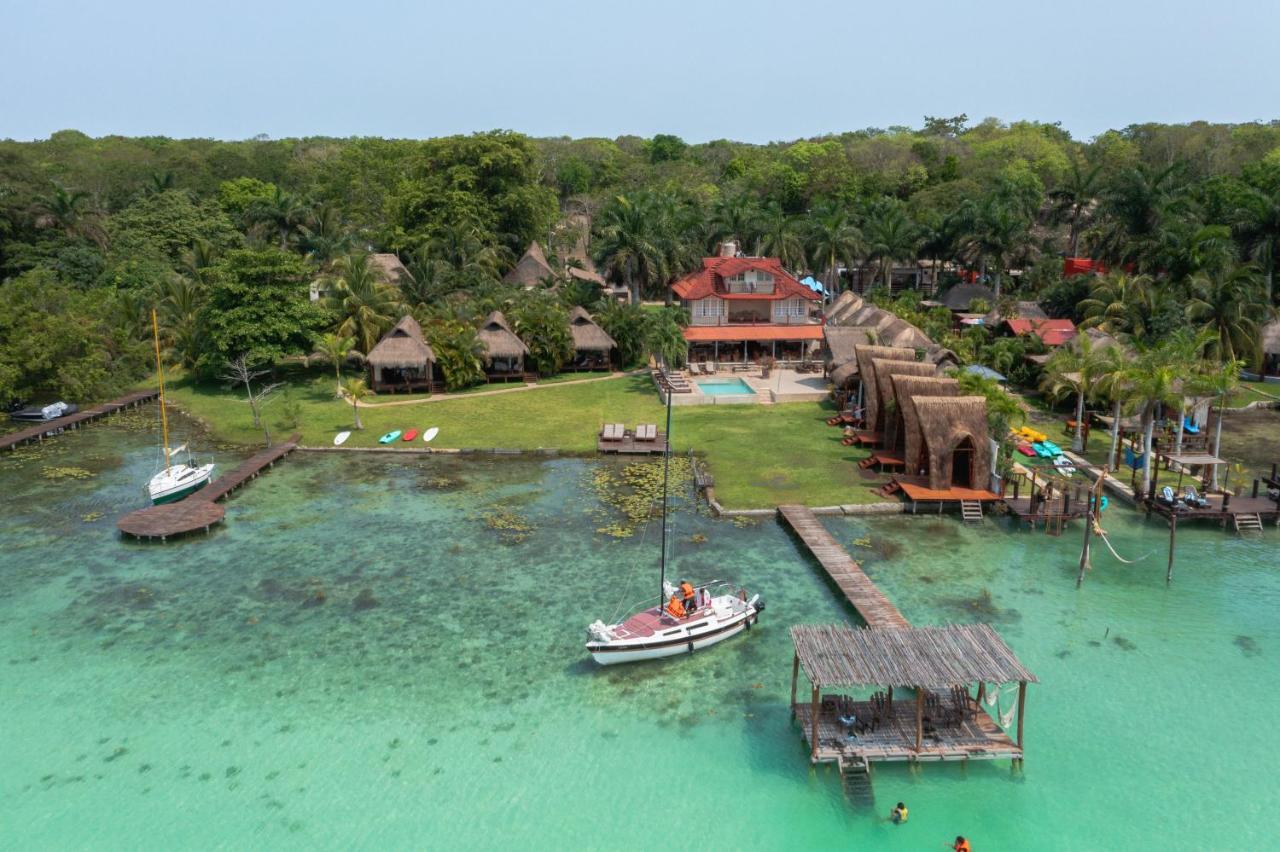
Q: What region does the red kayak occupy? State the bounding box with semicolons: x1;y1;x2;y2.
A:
1016;443;1036;457
402;429;419;442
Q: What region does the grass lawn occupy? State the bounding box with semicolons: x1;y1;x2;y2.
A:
160;368;887;509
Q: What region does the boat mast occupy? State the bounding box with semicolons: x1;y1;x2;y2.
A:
151;309;171;473
659;378;673;608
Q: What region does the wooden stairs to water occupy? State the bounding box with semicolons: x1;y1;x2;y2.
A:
960;500;984;524
1234;512;1264;534
836;755;874;809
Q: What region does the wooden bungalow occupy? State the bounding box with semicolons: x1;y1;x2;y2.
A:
567;307;616;370
478;311;531;381
790;623;1036;765
365;315;436;393
504;242;557;288
899;396;992;492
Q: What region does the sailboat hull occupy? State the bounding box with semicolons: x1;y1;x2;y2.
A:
150;478;209;505
586;597;762;665
148;463;215;505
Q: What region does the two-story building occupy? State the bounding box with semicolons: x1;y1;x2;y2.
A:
672;243;823;366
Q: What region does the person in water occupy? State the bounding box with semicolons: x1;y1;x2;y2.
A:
890;802;907;824
679;580;696;614
952;836;971;851
666;595;686;619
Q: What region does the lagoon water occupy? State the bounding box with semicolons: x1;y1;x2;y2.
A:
2;415;1278;851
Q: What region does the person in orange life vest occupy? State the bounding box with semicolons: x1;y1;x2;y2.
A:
952;836;971;852
666;595;686;619
679;580;696;614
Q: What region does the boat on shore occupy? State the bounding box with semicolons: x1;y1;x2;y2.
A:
144;309;214;505
8;401;78;422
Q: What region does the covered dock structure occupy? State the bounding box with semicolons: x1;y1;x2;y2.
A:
790;624;1036;765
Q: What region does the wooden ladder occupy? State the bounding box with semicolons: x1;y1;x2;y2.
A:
836;755;875;808
1234;512;1264;533
960;500;984;524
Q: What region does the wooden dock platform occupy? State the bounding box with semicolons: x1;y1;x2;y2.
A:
117;433;301;541
1;390;158;451
597;431;668;455
777;505;909;628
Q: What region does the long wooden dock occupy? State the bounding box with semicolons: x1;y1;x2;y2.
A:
777;505;910;628
117;433;301;541
1;390;158;451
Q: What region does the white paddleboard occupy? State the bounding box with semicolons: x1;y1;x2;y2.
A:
423;427;439;443
334;431;351;446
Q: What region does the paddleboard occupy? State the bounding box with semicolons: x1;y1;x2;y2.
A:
378;430;401;444
403;429;419;442
333;431;351;446
423;427;439;443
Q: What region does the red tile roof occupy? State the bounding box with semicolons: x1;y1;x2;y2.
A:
1005;318;1077;346
683;325;825;342
671;257;820;302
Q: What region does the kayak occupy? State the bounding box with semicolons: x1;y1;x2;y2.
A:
378;430;401;444
333;431;351;446
423;426;439;443
403;429;419;442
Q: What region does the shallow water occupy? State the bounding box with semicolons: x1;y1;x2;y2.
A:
1;416;1278;850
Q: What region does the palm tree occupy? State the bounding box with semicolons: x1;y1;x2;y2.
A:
247;186;308;250
315;332;359;397
1050;158;1102;256
957;195;1034;300
1040;334;1104;453
595;194;667;304
341;377;370;429
324;253;405;355
1233;185;1280;305
1126;344;1187;496
429;218;505;277
1097;163;1186;269
180;237;221;286
299;203;353;266
805;201;862;301
158;275;207;370
425;319;486;390
1079;271;1158;340
1093;343;1132;469
862;200;923;288
33;182;105;246
708;194;761;252
1185;264;1264;364
1192;358;1243;489
755;201;806;270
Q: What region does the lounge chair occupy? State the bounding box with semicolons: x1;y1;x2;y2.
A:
600;423;620;441
1159;485;1177;506
637;424;656;441
1182;485;1210;508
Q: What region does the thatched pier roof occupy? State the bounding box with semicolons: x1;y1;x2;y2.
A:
478;311;530;361
791;623;1038;688
366;315;435;368
568;307;615;352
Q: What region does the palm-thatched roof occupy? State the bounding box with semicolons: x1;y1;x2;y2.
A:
827;293;957;367
366;315;435;368
504;242;556;287
854;346;918;432
894;376;961;472
940;283;995;311
478;311;530;361
369;253;414;288
791;624;1037;689
873;360;940;448
983;301;1048;326
568;306;615;352
901;396;991;491
823;326;880;371
1262;319;1280;355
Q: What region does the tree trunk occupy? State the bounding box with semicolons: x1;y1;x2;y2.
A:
1069;209;1080;257
1173;397;1184;456
243;377;261;428
1210;396;1225;490
335;365;344;398
992;270;1002;302
1072;391;1085;453
1140;408;1155;496
1108;398;1122;468
352;398;363;430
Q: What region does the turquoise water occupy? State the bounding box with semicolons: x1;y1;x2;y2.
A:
2;415;1279;850
697;378;756;396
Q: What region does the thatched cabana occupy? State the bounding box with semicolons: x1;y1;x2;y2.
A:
366;315;435;393
827;293;958;368
854;346;918;433
478;311;530;379
369;253;414;288
504;242;556;288
894;376;961;472
823;326;878;376
871;361;943;450
790;623;1037;763
568;306;616;370
940;283;995;312
900;396;992;490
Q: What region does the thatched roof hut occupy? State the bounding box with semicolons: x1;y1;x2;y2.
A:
826;293;958;368
854;346;918;432
940;283;995;311
983;301;1048;327
823;326;879;372
1262;319;1280;356
369;253;414;288
478;311;530;364
900;396;992;491
893;376;961;472
365;315;435;390
872;360;939;448
504;242;556;288
568;307;615;353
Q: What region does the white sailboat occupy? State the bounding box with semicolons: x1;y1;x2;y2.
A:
146;310;215;505
585;381;763;665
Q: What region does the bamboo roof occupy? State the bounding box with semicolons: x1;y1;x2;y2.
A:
791;624;1038;688
366;315;435;368
504;241;556;287
568;306;615;352
478;311;530;360
826;293;957;366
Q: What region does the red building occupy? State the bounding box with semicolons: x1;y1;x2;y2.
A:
672;243;823;366
1003;317;1077;347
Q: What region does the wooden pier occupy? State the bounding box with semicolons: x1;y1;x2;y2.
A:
597;426;667;455
117;433;301;541
1;390;158;451
777;505;909;628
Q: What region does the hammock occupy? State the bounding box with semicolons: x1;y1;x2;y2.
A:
1123;446;1145;470
1092;520;1156;565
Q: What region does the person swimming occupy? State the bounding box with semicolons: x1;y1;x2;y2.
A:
890;802;908;824
952;836;971;851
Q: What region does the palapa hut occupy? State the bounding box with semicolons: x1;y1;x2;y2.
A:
854;346;917;433
894;376;961;472
567;307;616;370
369;253;414;288
504;242;557;288
871;359;940;450
939;282;995;312
478;311;530;380
825;293;958;375
365;315;436;393
900;396;992;490
823;326;879;387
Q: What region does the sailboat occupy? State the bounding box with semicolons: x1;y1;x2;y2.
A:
146;309;215;505
585;380;763;665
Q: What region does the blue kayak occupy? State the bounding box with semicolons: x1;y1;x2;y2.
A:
378;430;402;444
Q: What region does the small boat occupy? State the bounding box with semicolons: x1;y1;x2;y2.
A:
402;429;419;442
378;430;401;444
9;401;78;422
144;310;215;505
423;427;439;443
586;381;762;665
333;431;351;446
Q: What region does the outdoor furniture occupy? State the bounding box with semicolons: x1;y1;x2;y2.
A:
600;423;625;442
1183;485;1210;508
636;424;657;442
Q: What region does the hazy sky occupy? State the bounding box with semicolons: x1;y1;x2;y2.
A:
4;0;1276;143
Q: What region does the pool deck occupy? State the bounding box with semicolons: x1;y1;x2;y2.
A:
670;368;829;405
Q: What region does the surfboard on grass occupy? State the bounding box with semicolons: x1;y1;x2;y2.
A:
423;427;439;443
403;429;419;442
334;431;351;446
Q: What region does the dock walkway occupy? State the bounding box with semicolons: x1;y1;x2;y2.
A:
777;505;909;628
117;433;301;541
1;390;158;451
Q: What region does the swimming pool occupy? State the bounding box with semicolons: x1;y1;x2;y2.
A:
696;378;756;396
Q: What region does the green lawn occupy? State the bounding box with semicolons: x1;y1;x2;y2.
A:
161;368;887;509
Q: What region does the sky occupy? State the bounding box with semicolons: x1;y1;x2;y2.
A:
3;0;1277;144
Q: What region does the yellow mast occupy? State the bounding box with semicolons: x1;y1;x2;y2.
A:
151;309;171;473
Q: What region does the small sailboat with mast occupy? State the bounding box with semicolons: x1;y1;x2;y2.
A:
585;378;763;665
146;309;215;505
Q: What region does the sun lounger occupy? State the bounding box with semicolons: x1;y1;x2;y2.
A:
600;423;620;441
1159;485;1177;506
1182;485;1210;508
